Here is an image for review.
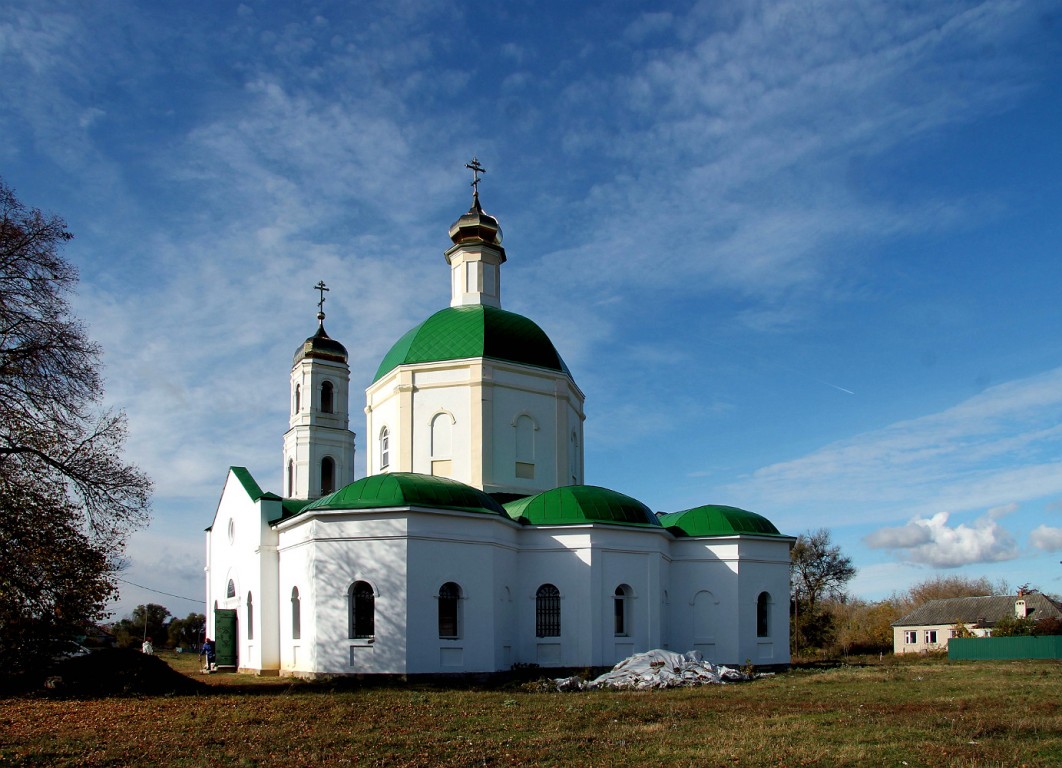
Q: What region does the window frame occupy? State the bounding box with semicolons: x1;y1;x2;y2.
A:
438;582;461;640
291;586;301;640
349;581;375;640
321;380;334;414
756;592;771;638
536;584;561;638
613;585;631;637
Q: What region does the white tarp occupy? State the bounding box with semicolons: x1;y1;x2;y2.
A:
554;649;748;691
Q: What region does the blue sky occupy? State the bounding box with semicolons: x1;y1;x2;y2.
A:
3;0;1062;619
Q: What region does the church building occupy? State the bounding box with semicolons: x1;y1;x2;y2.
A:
205;164;794;676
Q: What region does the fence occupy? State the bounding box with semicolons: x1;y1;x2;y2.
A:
948;636;1062;661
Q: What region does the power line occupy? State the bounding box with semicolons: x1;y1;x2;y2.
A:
116;578;202;604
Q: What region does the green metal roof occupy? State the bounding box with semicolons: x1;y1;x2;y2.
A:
373;305;571;382
658;504;784;538
230;467;266;500
299;473;508;517
503;485;662;528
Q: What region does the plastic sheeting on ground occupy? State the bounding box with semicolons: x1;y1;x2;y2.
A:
554;649;749;691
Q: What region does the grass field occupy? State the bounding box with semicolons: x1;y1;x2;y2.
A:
1;653;1060;766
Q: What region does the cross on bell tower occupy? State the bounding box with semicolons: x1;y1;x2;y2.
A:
466;157;486;211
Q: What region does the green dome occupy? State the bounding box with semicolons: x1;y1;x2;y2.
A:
504;486;663;528
302;473;508;517
374;305;570;382
658;504;783;538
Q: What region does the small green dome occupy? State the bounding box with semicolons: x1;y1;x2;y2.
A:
658;504;783;538
504;486;663;528
303;473;507;517
374;305;570;382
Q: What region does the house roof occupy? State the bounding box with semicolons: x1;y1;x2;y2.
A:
373;305;570;382
892;594;1062;628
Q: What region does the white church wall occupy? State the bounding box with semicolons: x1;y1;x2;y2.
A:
407;372;474;483
596;531;671;666
404;513;519;673
668;538;742;665
733;538;792;666
280;512;411;675
205;470;282;671
514;528;594;668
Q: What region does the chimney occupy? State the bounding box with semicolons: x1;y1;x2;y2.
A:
1015;599;1027;619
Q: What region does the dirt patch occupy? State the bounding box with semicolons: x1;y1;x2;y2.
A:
44;648;206;697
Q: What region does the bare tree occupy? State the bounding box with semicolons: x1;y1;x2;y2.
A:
791;528;856;651
0;179;151;673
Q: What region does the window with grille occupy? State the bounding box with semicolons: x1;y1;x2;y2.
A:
536;584;560;637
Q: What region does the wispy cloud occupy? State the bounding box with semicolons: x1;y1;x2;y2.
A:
722;367;1062;525
1030;525;1062;553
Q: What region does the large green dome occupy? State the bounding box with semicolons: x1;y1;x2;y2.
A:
302;473;508;517
373;305;570;382
658;504;783;538
504;486;663;528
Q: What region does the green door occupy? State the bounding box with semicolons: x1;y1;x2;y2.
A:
214;608;238;668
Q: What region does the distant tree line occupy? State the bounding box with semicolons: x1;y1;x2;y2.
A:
110;604;205;650
789;531;1062;657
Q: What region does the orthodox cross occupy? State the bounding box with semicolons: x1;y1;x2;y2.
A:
314;280;329;315
466;157;486;206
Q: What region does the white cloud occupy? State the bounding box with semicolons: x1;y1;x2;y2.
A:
865;510;1019;568
1030;525;1062;552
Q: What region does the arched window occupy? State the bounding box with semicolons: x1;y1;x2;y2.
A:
379;427;390;469
536;584;560;637
291;587;301;640
321;456;335;496
226;579;235;599
430;413;453;477
294;383;301;414
614;584;632;637
757;592;771;638
349;581;375;639
438;582;461;639
515;415;536;479
287;459;294;497
321;380;334;414
247;592;254;640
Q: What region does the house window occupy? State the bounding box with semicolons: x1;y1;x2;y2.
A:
294;383;301;414
757;592;771;638
614;585;631;637
321;380;334;413
904;630;917;644
536;584;560;637
247;592;254;640
349;581;375;639
438;582;461;639
924;630;937;645
226;579;235;599
291;587;301;640
287;459;294;497
321;456;335;495
380;427;390;469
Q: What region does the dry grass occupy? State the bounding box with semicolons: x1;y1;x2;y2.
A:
1;654;1060;766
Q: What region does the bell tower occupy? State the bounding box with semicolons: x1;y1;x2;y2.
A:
282;282;356;498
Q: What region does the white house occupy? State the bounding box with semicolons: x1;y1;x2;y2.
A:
892;593;1062;654
205;174;794;677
